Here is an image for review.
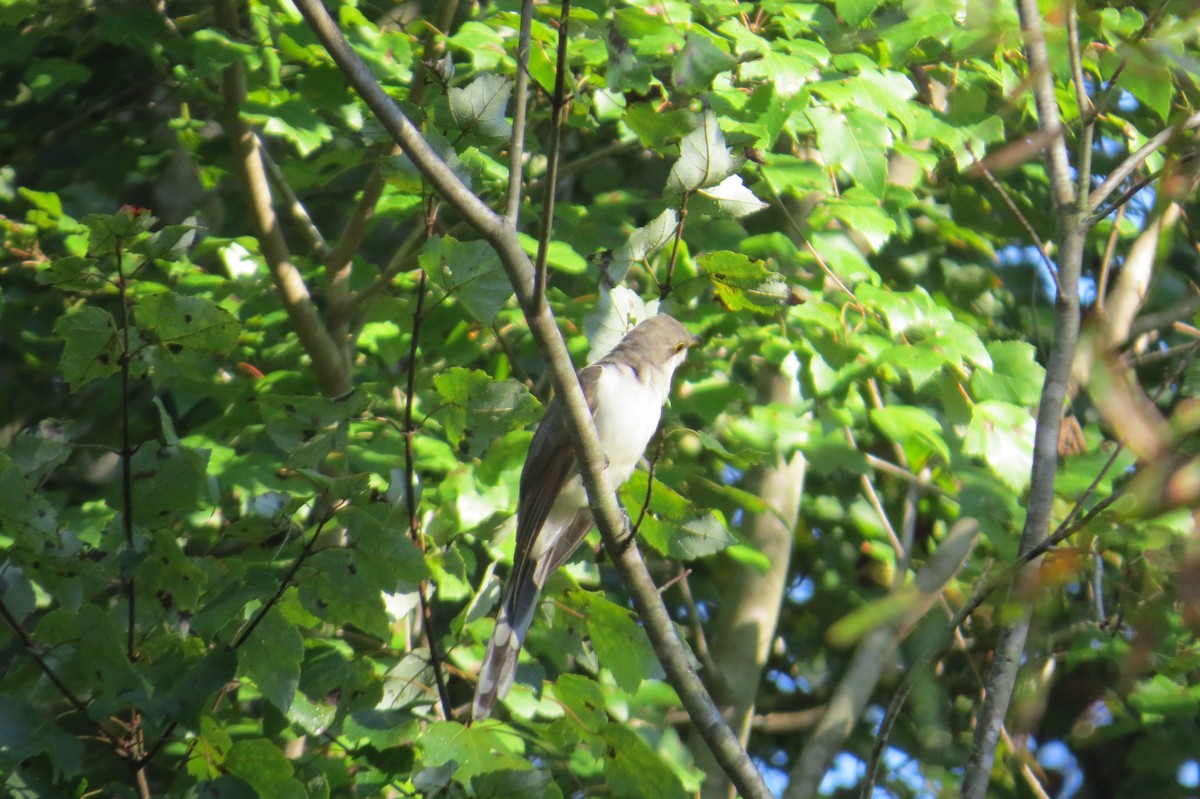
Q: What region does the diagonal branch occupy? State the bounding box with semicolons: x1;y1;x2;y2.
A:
292;3;772;795
1087;111;1200;216
216;0;351;399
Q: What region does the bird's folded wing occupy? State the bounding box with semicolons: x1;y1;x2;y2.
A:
510;364;603;582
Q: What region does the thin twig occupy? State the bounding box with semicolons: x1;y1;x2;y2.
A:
233;514;332;648
967;143;1060;293
630;432;666;536
532;0;573;313
399;224;454;720
116;238;138;664
1091;151;1200;224
505;0;534;225
661;193;689;300
260;136;332;259
1087;112;1200;214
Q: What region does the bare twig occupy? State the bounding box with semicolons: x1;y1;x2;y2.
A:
1087;112;1200;215
232;513;333;648
115;239;138;664
505;0;534;225
293;3;771;794
400;247;454;720
661;193;689;300
532;0;573;312
260;137;332;259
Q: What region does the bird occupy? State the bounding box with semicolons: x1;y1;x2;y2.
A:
471;313;701;721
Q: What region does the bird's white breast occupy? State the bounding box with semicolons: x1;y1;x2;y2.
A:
592;362;669;486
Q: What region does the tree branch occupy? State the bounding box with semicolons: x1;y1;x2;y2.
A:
784;519;979;799
961;2;1086;795
505;0;534;225
293;3;771;794
259;136;332;259
216;0;351;399
1087;112;1200;216
532;0;572;312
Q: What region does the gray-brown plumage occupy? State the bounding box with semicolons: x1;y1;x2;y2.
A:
471;314;699;721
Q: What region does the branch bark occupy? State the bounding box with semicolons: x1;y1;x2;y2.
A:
960;2;1086;795
216;0;351;398
689;365;806;799
292;3;771;796
785;519;979;799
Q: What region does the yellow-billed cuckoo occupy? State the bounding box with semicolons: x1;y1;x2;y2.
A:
471;314;700;721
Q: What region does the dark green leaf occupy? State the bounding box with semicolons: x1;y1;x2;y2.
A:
240;607;303;714
601;724;687;799
224;739;307;799
448;74;512;138
423;236;513;325
54;305;121;391
433;367;542;458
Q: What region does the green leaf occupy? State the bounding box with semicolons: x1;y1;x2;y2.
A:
579;592;662;695
599;209;679;288
419;721;526;780
870;405;949;468
667;109;738;193
517;233;589;275
699;250;790;314
137;292;241;352
116;443;210;525
448;73;512;138
37;255;104;290
433;368;542;458
672;511;736;560
672;31;737;94
601;724;687;799
836;0;883;27
423;236;513;325
624;104;695;148
0;454;58;544
694;175;768;218
0;696;84;778
551;673;608;731
1117;53;1172;122
809;106;890;197
82;208;156;256
54;305;121;391
259;391;370;468
299;549;390;639
964;400;1035;492
130;224;199;261
380;650;437;711
971;341;1044;406
24;57;92;101
381;128;472;192
224;739;307;799
471;769;553;799
239;607;303;714
809;191;897;252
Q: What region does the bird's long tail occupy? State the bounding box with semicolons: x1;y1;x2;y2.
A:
471;566;541;721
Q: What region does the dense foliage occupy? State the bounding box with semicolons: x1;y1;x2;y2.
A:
2;0;1199;797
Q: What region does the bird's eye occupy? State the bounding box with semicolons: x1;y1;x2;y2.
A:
673;342;687;354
